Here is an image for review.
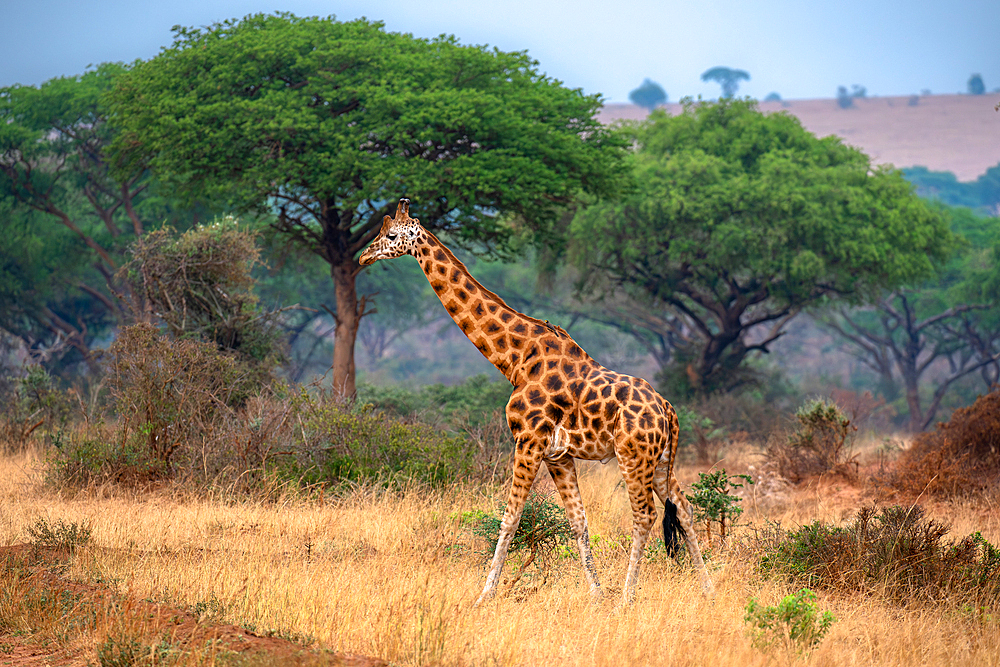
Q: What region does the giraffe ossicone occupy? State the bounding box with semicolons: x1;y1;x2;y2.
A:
359;198;714;605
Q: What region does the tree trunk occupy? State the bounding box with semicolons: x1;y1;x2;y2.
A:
330;261;361;398
903;370;924;433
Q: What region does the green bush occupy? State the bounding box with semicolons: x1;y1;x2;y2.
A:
745;588;835;654
469;493;574;590
757;505;1000;611
358;374;511;430
25;518;92;552
49;435;166;488
768;398;858;482
269;391;474;489
686;469;752;546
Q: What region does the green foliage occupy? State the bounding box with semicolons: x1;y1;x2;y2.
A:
1;64;213;375
470;493;574;589
25;518;92;552
744;588;835;654
686;469;752;544
50;436;166;488
272;390;474;488
571;98;951;395
629;78;667;110
822;205;1000;431
701;67;750;98
358;374;511;430
903;163;1000;214
756;506;1000;610
109;13;628;231
0;202;106;374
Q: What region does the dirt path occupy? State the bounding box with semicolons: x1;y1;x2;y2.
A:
0;545;386;667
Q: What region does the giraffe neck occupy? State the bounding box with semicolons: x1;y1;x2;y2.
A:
413;231;578;386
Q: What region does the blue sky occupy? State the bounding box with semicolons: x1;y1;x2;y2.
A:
2;0;997;102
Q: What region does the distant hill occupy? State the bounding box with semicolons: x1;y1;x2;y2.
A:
599;94;1000;182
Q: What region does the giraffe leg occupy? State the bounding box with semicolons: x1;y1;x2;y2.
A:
653;464;714;597
474;449;543;607
546;454;602;601
617;459;657;605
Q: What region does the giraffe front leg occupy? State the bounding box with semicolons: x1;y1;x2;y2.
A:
546;454;602;602
474;450;543;607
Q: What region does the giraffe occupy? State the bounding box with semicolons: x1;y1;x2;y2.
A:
359;199;713;605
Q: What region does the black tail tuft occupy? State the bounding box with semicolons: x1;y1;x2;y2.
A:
662;499;684;558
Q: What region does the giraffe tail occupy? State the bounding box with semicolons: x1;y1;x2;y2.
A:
662;498;683;558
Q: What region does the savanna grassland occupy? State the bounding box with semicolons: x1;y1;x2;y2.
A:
2;434;999;667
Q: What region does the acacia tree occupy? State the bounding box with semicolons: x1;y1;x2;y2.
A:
701;67;750;98
571;99;952;395
629;79;667;110
109;13;628;396
0;64;195;368
823;207;1000;431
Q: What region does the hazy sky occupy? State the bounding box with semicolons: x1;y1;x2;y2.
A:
2;0;997;103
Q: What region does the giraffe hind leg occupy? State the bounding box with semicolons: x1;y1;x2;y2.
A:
653;465;714;596
668;479;715;597
617;459;658;605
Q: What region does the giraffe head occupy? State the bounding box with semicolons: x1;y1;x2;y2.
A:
358;198;425;266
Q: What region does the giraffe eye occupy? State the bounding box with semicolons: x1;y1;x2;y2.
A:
387;233;397;241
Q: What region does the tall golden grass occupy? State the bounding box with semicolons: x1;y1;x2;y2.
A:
2;447;998;666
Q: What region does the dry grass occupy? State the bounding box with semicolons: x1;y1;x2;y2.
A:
2;449;999;666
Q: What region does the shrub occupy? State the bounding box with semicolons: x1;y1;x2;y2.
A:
48;323;264;488
358;374;511;430
25;518;92;552
767;398;858;483
745;588;835;654
889;387;1000;497
124;218;284;371
756;505;1000;611
683;388;791;446
0;365;71;452
51;435;166;488
108;324;258;465
469;493;574;591
269;389;475;489
686;469;752;546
